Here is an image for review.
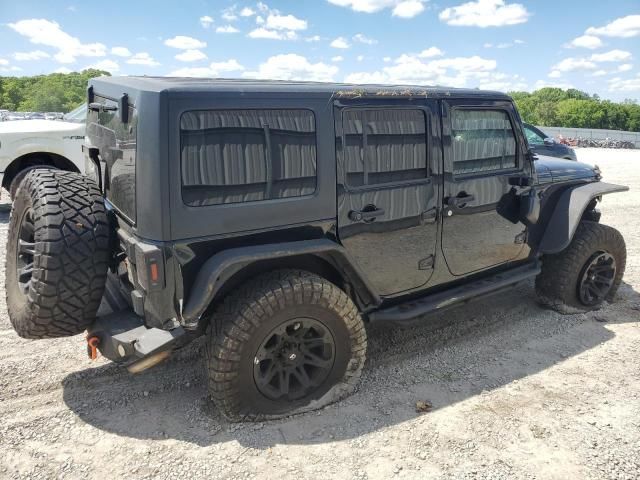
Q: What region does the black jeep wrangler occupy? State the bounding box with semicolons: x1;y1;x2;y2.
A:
5;77;628;421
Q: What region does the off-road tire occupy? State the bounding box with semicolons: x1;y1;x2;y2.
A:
9;165;56;200
6;169;110;338
536;221;626;313
206;270;367;421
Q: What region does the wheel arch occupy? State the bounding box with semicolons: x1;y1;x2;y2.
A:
537;181;629;254
180;239;381;330
2;152;80;190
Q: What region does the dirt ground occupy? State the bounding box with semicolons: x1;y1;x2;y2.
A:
1;148;639;480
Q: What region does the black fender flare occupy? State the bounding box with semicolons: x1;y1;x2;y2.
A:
180;238;380;328
538;181;628;254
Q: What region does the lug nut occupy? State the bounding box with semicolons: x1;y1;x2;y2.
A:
288;353;297;361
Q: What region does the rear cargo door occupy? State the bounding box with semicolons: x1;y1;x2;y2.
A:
335;100;439;297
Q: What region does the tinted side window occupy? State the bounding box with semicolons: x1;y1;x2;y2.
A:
342;109;427;188
452;109;517;175
180;109;317;206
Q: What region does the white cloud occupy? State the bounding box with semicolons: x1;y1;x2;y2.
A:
327;0;427;18
418;47;443;58
331;37;350;49
221;7;238;22
305;35;322;42
344;53;497;87
127;52;160;66
175;49;208;62
439;0;530;28
240;7;256;17
7;18;106;63
617;63;633;72
353;33;377;45
200;15;214;28
164;36;206;49
169;59;244;77
392;0;425;18
55;66;72;73
551;57;597;72
243;54;338;82
248;27;297;40
265;13;308;31
566;35;602;50
608;74;640;92
216;25;240;33
357;55;365;61
548;70;562;78
383;56;392;62
13;50;50;61
0;59;10;66
586;15;640;38
534;79;574;90
111;46;132;57
86;59;119;72
589;49;632;63
332;55;344;62
591;70;608;77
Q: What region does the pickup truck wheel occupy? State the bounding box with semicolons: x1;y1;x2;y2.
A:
536;221;626;313
206;270;367;421
5;169;110;339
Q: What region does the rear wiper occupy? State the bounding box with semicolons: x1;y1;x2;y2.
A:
88;102;117;112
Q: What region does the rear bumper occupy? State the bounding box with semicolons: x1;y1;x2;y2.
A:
88;309;185;364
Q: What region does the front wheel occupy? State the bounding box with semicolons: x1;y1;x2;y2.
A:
206;270;367;421
536;221;626;313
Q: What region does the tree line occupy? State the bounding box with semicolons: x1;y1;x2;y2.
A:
510;88;640;132
0;69;109;113
0;71;639;131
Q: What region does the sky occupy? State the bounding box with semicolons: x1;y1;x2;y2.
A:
1;0;639;101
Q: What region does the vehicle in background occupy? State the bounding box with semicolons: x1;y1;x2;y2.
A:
26;112;46;120
5;112;26;121
523;123;577;161
44;112;64;120
0;103;87;198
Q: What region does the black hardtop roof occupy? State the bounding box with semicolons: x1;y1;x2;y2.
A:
90;76;511;100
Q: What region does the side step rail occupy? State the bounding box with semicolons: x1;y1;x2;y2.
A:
368;262;540;324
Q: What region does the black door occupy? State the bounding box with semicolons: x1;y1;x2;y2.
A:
335;104;438;297
441;100;531;276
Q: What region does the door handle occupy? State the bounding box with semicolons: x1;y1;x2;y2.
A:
447;194;475;209
349;207;385;222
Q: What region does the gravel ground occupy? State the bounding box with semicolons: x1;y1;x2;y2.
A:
1;148;639;480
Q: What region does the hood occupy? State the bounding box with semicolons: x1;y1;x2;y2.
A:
0;119;83;135
534;154;598;184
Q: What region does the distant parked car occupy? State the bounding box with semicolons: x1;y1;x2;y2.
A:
0;103;87;198
6;112;26;121
26;112;46;120
523;123;577;161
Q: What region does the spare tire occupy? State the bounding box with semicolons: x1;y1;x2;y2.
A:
6;169;110;339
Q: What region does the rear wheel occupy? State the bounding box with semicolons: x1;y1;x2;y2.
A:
536;221;626;313
207;270;367;421
6;169;110;338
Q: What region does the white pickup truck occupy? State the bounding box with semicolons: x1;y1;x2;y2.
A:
0;104;86;198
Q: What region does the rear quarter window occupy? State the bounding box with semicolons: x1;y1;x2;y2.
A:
180;109;317;207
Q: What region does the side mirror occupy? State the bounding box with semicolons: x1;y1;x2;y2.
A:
543;137;555;146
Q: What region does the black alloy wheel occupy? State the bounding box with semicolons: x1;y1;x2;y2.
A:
578;252;616;306
253;317;336;401
16;207;36;296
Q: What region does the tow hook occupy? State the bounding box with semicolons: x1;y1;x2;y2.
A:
87;336;100;360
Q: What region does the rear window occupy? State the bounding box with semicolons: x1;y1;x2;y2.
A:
180;109;317;207
86;96;137;222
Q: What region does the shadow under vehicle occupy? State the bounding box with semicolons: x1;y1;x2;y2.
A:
4;77;629;422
